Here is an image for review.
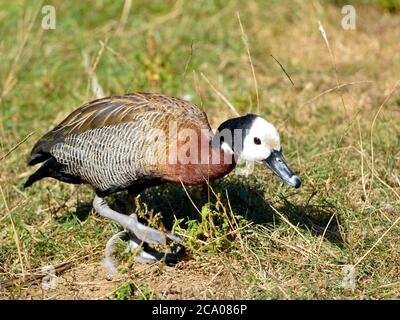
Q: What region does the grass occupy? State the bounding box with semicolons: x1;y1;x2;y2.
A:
1;0;400;299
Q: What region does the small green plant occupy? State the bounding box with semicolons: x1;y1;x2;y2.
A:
111;281;135;300
111;280;152;300
183;191;247;253
135;282;152;300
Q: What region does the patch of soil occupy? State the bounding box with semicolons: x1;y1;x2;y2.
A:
4;256;245;300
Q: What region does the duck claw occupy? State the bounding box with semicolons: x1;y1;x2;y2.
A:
127;213;181;246
125;233;184;265
166;232;183;243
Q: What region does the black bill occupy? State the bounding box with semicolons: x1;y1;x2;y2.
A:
263;149;301;188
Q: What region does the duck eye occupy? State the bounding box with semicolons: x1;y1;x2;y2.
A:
254;137;261;145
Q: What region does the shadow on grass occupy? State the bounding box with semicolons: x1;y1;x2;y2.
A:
54;201;92;223
57;179;344;247
277;195;344;247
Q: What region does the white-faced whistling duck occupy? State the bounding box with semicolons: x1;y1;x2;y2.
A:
24;93;301;267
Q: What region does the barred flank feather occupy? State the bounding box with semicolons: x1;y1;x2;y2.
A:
25;93;221;194
50;123;148;191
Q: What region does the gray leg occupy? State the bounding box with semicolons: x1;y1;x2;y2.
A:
93;195;182;246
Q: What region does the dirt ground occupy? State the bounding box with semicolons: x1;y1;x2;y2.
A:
5;256;245;300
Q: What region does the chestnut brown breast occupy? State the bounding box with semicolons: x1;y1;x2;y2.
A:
156;127;235;185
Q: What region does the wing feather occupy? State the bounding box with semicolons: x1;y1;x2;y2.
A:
28;93;210;165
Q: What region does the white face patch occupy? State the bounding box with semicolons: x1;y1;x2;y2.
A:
240;117;281;162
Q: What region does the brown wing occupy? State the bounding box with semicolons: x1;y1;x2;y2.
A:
28;93;210;165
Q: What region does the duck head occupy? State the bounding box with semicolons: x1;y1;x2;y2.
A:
213;114;301;188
